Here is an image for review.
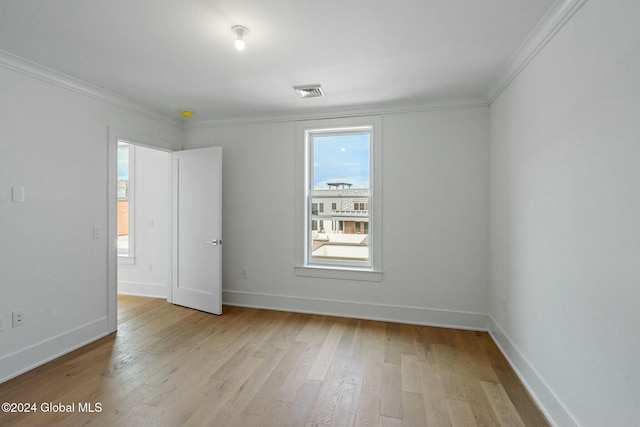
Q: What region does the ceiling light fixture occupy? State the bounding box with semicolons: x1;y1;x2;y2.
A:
231;25;249;50
179;110;194;119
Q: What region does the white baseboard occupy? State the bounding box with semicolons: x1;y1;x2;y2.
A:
117;281;167;298
487;316;579;427
222;290;489;331
0;317;111;384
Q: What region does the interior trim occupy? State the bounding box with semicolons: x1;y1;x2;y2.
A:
488;316;580;427
222;289;489;331
0;317;110;384
0;49;181;127
486;0;589;104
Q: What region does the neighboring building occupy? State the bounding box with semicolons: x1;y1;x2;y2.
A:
311;182;369;235
117;180;129;237
311;182;370;261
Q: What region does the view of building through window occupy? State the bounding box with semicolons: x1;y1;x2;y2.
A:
117;142;131;255
309;131;371;263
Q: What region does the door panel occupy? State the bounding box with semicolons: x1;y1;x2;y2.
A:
171;147;222;314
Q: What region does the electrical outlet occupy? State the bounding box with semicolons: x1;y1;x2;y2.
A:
242;267;249;278
502;296;507;313
12;310;25;328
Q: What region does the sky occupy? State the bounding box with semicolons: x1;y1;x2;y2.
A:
117;145;129;180
313;133;370;189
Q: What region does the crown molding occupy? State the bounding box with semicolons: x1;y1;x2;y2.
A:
184;97;488;129
485;0;589;104
2;0;586;131
0;49;182;127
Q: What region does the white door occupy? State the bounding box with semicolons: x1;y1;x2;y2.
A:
171;147;222;314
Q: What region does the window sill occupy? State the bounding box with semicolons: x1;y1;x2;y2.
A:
295;265;383;282
118;256;136;265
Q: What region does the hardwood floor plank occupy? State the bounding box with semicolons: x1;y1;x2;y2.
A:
455;330;500;383
0;296;549;427
255;311;308;354
383;322;404;364
182;355;265;426
308;353;364;425
335;317;359;357
205;347;288;427
448;399;480;427
152;377;226;427
244;341;307;415
295;314;327;342
229;411;265;427
379;415;402;427
481;381;527;427
421;363;453;427
380;362;403;419
276;317;334;403
259;399;293;427
354;348;385;427
400;353;423;394
289;380;322;427
335;382;361;427
422;391;453;427
459;379;502;427
306;318;348;381
356;320;387;352
490;356;550;426
401;391;427;427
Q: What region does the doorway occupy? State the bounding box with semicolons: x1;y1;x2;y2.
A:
107;128;172;332
116;142;172;297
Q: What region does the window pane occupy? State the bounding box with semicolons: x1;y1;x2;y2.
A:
117;144;130;254
310;132;370;263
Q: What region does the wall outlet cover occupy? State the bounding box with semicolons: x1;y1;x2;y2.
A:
12;310;25;328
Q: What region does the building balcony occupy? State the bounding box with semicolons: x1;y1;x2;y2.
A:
332;210;369;218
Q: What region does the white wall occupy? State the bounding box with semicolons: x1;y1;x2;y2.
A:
488;0;640;425
117;145;172;298
184;106;490;328
0;60;181;382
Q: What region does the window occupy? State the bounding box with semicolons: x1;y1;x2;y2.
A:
117;141;135;262
295;116;383;281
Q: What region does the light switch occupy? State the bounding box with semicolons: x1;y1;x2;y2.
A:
12;186;25;202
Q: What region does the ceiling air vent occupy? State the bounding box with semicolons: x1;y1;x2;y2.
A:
294;85;325;98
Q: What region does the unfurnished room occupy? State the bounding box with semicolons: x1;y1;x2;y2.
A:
0;1;638;426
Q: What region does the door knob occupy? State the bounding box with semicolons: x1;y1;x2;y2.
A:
205;239;221;246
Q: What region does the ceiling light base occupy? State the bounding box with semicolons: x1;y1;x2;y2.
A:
231;25;249;50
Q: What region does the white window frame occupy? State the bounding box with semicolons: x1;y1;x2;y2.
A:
117;141;136;265
295;116;383;282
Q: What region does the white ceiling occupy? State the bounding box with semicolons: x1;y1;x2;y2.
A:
0;0;557;122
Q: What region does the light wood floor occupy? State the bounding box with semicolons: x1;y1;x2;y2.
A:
0;296;549;427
